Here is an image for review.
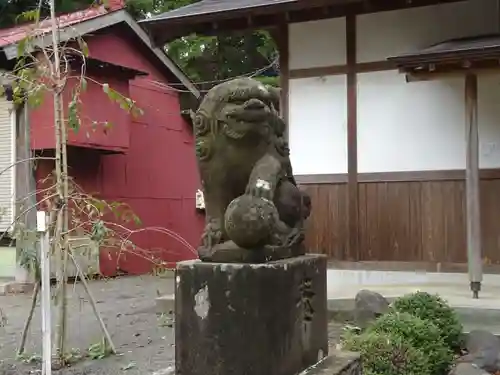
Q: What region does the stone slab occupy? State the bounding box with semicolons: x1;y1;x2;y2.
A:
299;351;361;375
175;254;329;375
0;280;34;295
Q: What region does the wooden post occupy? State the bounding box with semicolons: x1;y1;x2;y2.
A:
276;23;289;140
15;102;37;283
465;73;482;299
346;15;359;260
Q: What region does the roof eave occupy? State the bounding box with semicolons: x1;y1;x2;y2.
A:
140;0;299;25
388;48;500;69
0;9;200;99
140;0;466;45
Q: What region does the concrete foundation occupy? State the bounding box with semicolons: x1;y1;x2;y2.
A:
174;254;329;375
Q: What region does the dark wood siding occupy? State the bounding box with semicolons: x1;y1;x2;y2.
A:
299;170;500;266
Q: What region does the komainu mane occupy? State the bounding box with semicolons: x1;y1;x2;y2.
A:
193;77;311;263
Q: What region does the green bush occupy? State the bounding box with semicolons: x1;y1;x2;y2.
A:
367;311;454;374
392;291;463;349
342;331;432;375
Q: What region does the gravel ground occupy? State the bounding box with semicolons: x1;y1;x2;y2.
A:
0;275;175;375
0;275;346;375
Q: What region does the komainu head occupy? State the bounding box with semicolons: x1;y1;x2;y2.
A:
193;78;283;141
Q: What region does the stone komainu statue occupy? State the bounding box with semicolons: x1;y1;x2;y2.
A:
193;77;311;263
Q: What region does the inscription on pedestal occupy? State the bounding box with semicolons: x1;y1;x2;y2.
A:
175;255;328;375
299;277;315;322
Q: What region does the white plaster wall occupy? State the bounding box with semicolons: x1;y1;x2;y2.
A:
357;0;499;63
358;72;500;173
288;0;500;175
288;17;346;70
477;74;500;168
355;0;500;173
357;71;466;173
358;71;500;173
289;75;347;175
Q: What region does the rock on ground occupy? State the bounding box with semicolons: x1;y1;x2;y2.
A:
449;363;490;375
353;289;389;328
462;330;500;373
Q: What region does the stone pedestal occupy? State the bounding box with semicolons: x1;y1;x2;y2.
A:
175;254;328;375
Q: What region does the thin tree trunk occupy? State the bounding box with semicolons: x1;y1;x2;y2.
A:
48;0;67;361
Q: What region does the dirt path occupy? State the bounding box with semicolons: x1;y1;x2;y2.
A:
0;275;346;375
0;275;175;375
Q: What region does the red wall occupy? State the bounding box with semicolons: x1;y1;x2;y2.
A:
30;67;131;152
33;27;204;276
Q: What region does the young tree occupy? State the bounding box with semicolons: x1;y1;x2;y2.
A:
2;1;197;368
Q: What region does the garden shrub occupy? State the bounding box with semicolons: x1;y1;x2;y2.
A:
367;311;454;374
342;330;432;375
392;291;463;350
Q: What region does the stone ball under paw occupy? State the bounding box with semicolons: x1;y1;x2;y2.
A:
224;194;279;249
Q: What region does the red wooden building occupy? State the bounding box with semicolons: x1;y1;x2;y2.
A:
0;0;204;281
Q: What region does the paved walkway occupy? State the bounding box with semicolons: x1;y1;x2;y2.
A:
328;280;500;308
327;278;500;334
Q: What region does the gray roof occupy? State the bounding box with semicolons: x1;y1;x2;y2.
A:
145;0;296;22
388;34;500;66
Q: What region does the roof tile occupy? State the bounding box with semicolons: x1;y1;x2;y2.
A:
0;6;110;48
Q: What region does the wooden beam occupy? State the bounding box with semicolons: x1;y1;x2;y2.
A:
346;14;359;261
289;60;395;79
406;67;500;82
464;73;482;299
295;168;500;185
277;23;290;139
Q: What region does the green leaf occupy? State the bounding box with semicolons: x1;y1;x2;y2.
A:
67;93;81;133
17;37;28;58
81;77;87;91
16;9;40;23
77;38;90;57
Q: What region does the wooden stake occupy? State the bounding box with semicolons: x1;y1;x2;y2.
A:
465;73;482;299
69;253;117;354
17;281;39;356
38;211;52;375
